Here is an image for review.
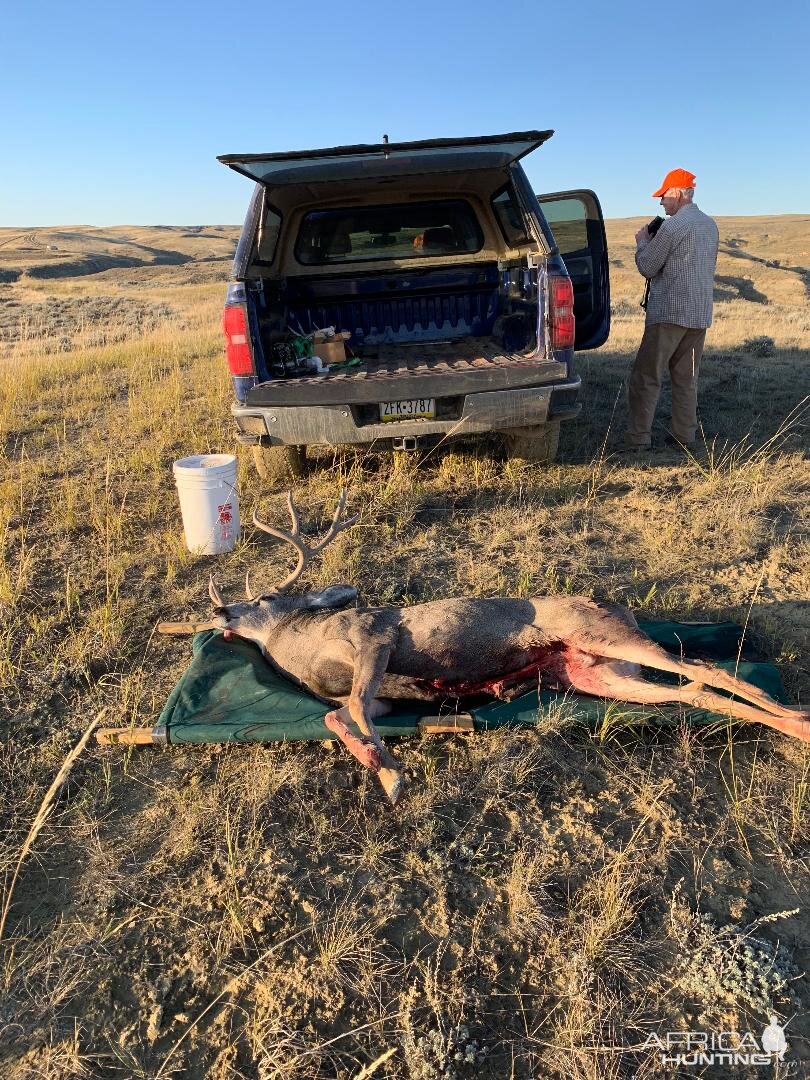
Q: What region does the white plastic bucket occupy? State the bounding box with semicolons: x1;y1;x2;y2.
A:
173;454;240;555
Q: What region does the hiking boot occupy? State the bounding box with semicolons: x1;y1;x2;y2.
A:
664;433;696;451
613;441;652;454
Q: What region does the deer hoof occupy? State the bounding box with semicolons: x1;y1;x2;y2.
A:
386;774;405;807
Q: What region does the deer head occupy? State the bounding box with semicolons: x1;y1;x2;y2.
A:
208;489;359;650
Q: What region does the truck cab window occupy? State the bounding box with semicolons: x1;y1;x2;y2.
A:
294;200;483;265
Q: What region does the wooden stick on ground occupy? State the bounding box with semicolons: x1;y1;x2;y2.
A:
157;620;218;635
0;712;103;943
353;1048;397;1079
96;727;162;746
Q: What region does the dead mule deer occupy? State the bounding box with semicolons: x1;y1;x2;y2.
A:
209;491;810;806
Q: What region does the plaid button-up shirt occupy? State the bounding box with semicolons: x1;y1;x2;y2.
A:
635;203;719;328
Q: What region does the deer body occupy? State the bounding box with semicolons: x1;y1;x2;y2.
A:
234;597;634;701
209;493;810;806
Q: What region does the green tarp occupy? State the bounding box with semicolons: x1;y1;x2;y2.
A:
158;621;786;745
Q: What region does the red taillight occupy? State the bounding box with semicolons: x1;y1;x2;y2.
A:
549;275;575;349
222;304;254;376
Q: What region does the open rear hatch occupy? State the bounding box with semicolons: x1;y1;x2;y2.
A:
220;132;563;412
218;131;553;187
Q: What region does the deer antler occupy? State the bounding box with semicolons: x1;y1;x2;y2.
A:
209;576;227;608
252;489;359;592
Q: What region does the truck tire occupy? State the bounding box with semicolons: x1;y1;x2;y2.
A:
503;422;560;465
251;443;308;485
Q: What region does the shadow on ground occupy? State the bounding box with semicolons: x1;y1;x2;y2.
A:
560;346;810;465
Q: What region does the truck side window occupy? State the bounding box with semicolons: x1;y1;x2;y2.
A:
540;198;588;255
491;186;530;247
258;202;282;263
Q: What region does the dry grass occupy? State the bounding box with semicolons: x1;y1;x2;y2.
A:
0;216;809;1078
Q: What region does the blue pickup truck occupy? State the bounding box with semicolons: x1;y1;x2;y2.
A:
218;130;610;480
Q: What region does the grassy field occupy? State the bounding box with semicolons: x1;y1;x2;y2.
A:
0;217;808;1079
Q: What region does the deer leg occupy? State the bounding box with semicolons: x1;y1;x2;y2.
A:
575;633;806;724
311;643;404;804
324;699;392;771
346;643;405;806
565;657;810;743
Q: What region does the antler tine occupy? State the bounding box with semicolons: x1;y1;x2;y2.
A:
333;487;347;519
209;576;226;608
311;488;360;553
245;570;254;601
285;490;302;537
311;512;360;553
251;508;307;552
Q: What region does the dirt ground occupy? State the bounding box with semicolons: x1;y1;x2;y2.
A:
0;216;808;1078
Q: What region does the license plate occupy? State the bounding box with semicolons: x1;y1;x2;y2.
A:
380;398;435;422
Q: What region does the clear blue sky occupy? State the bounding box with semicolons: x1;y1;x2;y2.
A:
2;0;808;225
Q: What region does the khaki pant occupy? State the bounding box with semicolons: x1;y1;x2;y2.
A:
626;323;707;447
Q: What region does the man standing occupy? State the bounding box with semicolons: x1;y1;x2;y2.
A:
622;168;719;450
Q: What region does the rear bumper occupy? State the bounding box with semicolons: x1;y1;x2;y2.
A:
233;379;581;447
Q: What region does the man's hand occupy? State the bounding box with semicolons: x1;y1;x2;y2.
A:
635;226;650;246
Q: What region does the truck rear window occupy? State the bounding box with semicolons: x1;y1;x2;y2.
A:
294;200;484;265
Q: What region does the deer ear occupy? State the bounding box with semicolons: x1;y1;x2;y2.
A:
304;585;358;611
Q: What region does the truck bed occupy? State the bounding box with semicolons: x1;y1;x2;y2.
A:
245;337;566;407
